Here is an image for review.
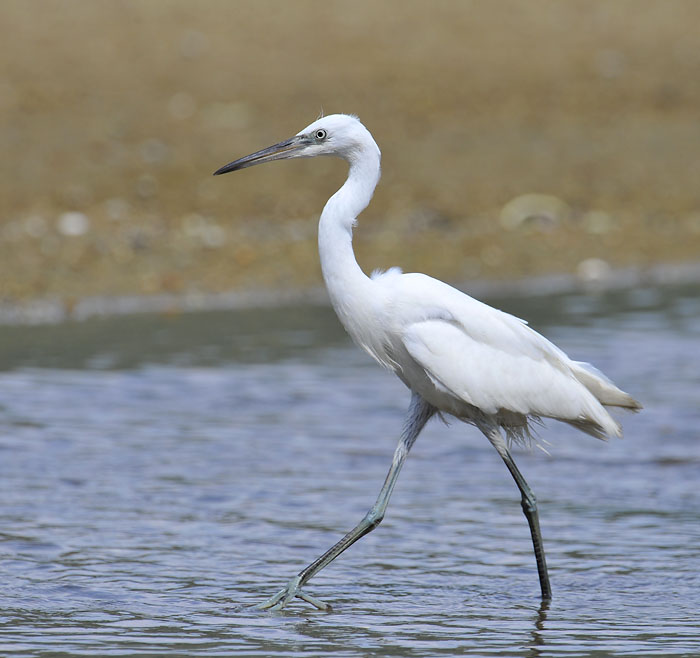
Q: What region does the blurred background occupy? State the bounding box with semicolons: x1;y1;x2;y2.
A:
1;0;699;305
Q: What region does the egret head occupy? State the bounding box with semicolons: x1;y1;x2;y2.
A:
213;114;379;175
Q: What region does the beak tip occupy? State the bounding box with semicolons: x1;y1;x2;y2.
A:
213;164;235;176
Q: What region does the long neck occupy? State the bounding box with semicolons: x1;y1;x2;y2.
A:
318;149;381;325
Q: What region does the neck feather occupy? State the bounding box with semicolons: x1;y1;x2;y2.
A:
318;148;381;321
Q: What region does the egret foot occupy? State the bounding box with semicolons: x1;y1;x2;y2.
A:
256;576;332;611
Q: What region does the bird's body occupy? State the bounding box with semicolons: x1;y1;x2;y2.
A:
215;113;641;611
332;262;635;441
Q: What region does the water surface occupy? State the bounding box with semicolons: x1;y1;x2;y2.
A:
0;286;698;656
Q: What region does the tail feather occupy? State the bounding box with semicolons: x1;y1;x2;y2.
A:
562;416;620;441
572;361;643;410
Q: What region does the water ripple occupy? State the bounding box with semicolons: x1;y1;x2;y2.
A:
0;286;699;655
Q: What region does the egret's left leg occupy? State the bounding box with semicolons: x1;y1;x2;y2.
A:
484;427;552;601
257;393;435;611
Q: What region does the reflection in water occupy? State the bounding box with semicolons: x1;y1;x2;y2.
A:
0;285;699;656
527;599;549;656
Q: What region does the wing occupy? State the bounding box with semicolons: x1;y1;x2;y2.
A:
379;273;622;435
402;318;591;417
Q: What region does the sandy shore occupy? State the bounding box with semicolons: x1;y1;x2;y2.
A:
1;1;699;310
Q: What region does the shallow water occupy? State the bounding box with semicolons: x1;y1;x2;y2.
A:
0;285;699;657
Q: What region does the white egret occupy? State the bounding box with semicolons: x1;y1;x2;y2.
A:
214;114;641;611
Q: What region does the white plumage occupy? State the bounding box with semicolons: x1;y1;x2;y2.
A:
364;268;634;440
215;113;641;611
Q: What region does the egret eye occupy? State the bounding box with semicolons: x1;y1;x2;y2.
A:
314;129;327;140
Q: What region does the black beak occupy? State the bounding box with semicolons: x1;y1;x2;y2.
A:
213;135;306;175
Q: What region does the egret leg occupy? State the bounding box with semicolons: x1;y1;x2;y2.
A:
258;394;435;611
484;428;552;601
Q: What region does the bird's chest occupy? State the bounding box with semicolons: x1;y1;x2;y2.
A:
329;290;394;369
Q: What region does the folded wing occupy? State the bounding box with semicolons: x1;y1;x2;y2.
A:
385;273;639;439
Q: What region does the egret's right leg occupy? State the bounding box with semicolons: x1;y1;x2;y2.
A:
257;394;435;611
484;427;552;601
